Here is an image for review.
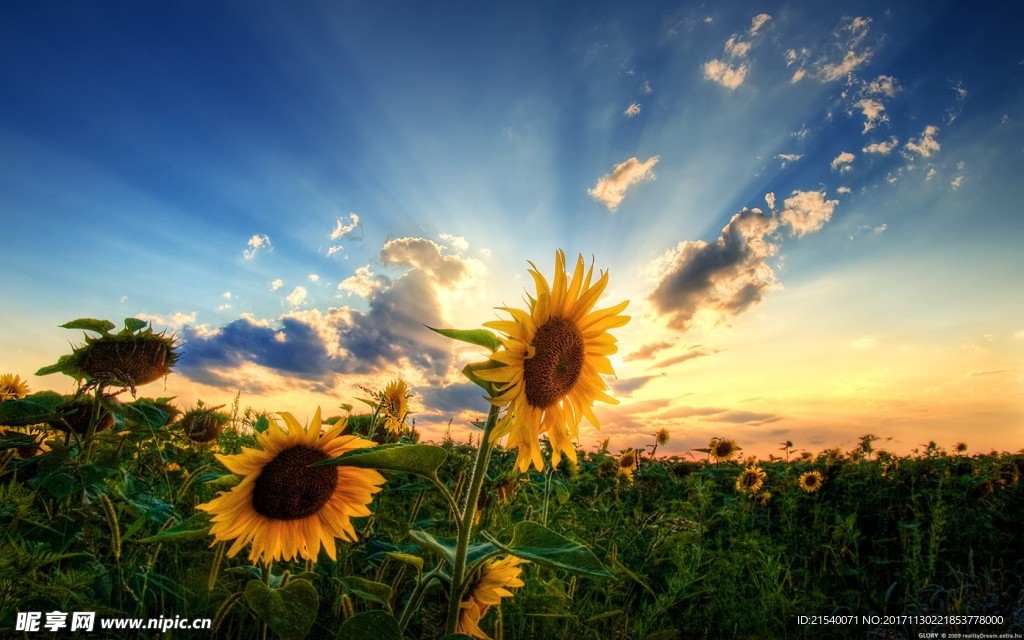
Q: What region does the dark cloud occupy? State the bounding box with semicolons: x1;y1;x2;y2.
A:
417;382;491;419
624;340;674;362
611;375;661;397
651;346;720;370
707;410;782;426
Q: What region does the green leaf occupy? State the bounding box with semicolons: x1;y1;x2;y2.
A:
34;355;81;378
316;444;447;479
0;392;65;426
123;317;149;333
136;513;212;543
461;360;505;394
384;552;424;572
244;578;319;640
111;398;170;429
409;529;496;568
427;326;502;352
253;414;271;433
481;521;611;577
60;318;116;335
339;576;392;609
336;611;400;640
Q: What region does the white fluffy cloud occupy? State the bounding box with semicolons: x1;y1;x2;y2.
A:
863;137;899;155
286;286;308;307
831;152;856;172
779;190;839;236
243;234;271;260
270;278;284;291
703;59;748;89
328;213;361;255
588;156;660;210
337;265;384;299
625;102;642;118
855;98;888;133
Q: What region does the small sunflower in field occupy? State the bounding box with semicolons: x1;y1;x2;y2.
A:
617;449;639;482
458;556;527;639
709;437;739;463
755;491;772;505
380;378;411;436
655;428;671;446
0;373;30;402
735;465;767;495
798;470;824;493
179;406;228;443
954;442;968;455
477;250;630;472
197;408;385;563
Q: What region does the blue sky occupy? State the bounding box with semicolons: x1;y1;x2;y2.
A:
2;0;1022;458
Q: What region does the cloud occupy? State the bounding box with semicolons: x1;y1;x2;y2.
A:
775;153;803;168
951;175;964;190
652;346;720;369
381;237;468;284
611;375;660;397
439;233;469;251
286;286;308;307
749;13;772;35
817;17;873;82
646;208;781;331
308;274;320;282
831;151;856;172
337;265;385;299
779;190;839;236
270;278;284;291
724;36;752;59
243;234;272;260
624;103;642;118
588;156;660;210
863;137;899;155
837;186;852;194
905;125;941;158
624;340;674;362
864;75;899;97
641;81;652;94
855;98;888;133
135;311;197;329
765;192;776;210
328;213;362;255
703;59;748;89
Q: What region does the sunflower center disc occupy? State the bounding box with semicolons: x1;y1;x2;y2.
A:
252;445;337;520
524;317;585;409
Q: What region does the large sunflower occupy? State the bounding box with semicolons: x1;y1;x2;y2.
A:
478;250;630;472
197;408;385;563
458;556;527;639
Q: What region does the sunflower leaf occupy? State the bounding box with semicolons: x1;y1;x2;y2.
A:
339;576;393;610
409;529;497;568
136;512;212;543
480;521;611;577
0;392;66;426
336;611;400;640
426;326;502;353
461;360;506;395
244;578;319;640
316;443;447;479
60;318;116;335
122;317;149;333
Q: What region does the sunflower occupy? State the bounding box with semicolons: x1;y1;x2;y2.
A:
179;406;228;443
655;428;671;446
0;374;30;402
617;450;639;482
735;465;767;494
197;408;385;563
380;378;410;436
799;470;824;493
755;491;772;505
458;556;527;639
709;437;739;463
477;250;630;472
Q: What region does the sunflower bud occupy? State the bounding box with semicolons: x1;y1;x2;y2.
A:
180;407;228;443
47;396;114;435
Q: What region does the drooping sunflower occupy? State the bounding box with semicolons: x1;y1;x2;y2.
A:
478;250;630;472
709;437;739;463
197;408;385;563
458;556;527;639
735;465;767;495
380;378;410;436
0;373;30;402
799;470;824;493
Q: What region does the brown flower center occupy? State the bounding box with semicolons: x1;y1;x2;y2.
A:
252;445;337;520
523;317;585;409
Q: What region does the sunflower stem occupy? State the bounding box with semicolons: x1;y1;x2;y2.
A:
444;403;500;635
398;566;441;633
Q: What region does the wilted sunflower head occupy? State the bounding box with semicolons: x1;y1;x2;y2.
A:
380;379;410;436
1;427;49;460
197;408;385;563
477;250;630;473
735;465;767;494
655;428;671;446
458;556;527;639
77;330;178;391
47;396;115;435
179;406;228;443
0;374;30;402
710;437;739;462
799;470;824;493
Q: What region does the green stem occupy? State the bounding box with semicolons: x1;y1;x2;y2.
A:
398;566;441;633
444;403;500;635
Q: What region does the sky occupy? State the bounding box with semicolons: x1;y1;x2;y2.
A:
2;0;1022;460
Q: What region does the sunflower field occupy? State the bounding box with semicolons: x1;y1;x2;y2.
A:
2;252;1022;639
